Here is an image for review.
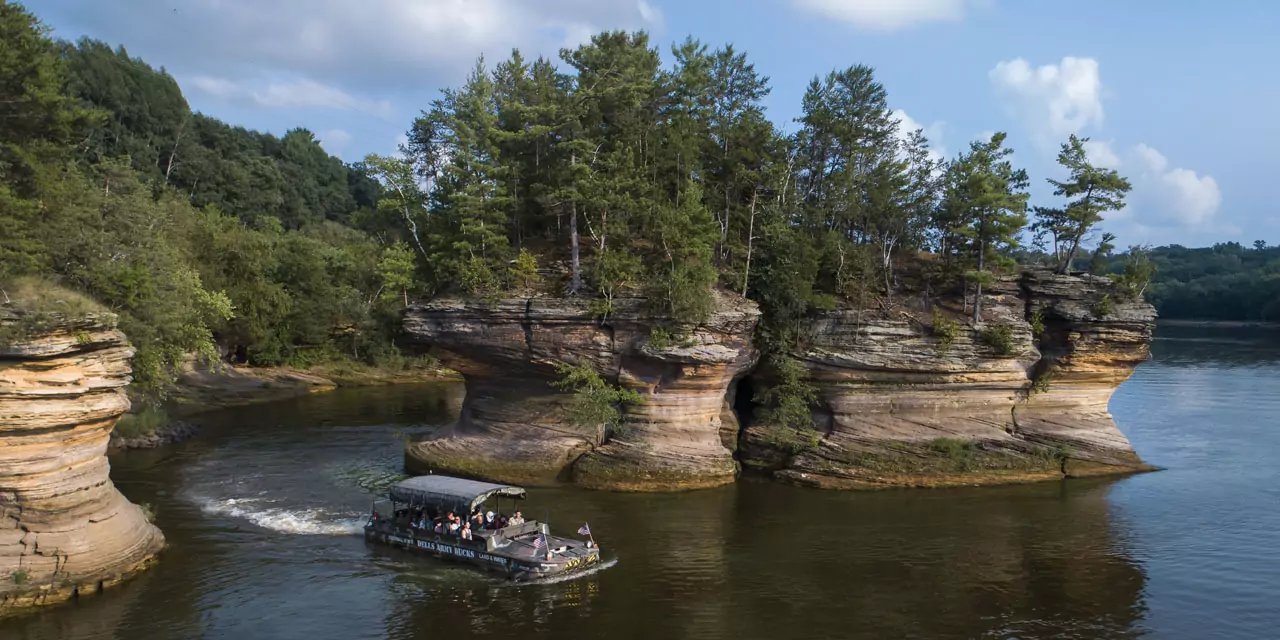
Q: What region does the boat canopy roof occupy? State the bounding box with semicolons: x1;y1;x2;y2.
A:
389;475;526;514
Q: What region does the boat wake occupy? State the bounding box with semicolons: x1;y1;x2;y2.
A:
197;497;365;536
526;557;620;585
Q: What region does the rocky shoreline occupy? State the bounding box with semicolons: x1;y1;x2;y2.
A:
403;269;1157;492
108;421;200;451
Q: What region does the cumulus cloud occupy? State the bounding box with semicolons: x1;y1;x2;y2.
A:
892;109;948;162
42;0;659;91
989;57;1104;146
317;129;353;153
793;0;969;30
1129;144;1222;227
191;76;394;118
1082;139;1121;169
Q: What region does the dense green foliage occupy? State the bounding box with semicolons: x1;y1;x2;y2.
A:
6;3;1170;416
0;3;403;402
1131;242;1280;321
551;362;644;438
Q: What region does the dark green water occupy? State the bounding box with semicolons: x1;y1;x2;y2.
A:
4;325;1279;639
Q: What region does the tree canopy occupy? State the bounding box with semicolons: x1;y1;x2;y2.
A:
5;3;1173;410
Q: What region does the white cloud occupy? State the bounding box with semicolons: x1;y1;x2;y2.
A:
990;57;1104;147
191;76;394;118
637;0;662;24
1126;143;1222;228
1083;139;1121;169
793;0;968;30
57;0;659;92
1134;143;1168;174
317;129;352;153
892;109;948;162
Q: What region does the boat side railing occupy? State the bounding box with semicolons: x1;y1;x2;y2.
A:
484;521;548;551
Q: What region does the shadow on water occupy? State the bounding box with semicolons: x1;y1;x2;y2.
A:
15;323;1280;639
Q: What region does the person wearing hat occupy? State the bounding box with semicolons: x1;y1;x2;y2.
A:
484;511;495;530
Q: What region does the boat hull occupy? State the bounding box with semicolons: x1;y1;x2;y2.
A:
364;525;599;581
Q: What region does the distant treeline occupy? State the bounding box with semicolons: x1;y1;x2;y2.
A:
1134;242;1280;322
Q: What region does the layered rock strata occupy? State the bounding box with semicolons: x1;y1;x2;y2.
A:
0;312;164;612
403;295;759;491
404;270;1154;492
742;270;1156;489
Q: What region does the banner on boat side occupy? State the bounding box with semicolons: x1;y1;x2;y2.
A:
382;533;510;566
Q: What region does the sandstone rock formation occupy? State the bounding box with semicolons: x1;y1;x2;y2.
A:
742;269;1156;489
1;311;164;612
404;270;1154;492
403;294;759;491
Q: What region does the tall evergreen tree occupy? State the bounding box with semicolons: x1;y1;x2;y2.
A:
1033;134;1132;273
942;133;1029;322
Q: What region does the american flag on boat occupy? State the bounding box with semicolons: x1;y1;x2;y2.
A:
531;533;547;553
578;523;591;536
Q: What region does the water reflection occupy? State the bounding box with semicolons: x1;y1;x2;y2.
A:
8;326;1280;638
1151;323;1280;367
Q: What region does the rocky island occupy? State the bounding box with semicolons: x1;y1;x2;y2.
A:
403;293;759;491
1;311;164;611
404;269;1155;492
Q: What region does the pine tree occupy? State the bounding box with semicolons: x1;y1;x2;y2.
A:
422;59;512;293
943;133;1029;322
705;45;775;281
1033;134;1132;274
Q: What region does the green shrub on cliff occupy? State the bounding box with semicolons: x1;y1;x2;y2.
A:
979;321;1018;356
115;406;169;438
1029;308;1046;338
932;309;962;356
753;355;818;432
551;362;644;440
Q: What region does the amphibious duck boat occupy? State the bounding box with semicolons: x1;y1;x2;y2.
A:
363;475;601;581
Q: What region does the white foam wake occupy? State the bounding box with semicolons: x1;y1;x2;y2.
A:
199;497;365;536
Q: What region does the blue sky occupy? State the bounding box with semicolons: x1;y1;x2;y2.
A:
33;0;1279;247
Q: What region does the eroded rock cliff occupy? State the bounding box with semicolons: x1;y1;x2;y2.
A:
0;311;164;612
742;269;1156;489
404;269;1155;492
403;294;759;491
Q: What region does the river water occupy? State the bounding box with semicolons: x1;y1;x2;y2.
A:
4;325;1279;640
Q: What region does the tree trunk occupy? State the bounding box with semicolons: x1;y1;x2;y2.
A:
741;189;758;296
973;237;985;324
570;201;581;296
164;119;186;185
569;150;582;296
1060;231;1085;275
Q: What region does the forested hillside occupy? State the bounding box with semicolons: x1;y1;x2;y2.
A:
1;3;398;402
1;2;1152;408
1138;243;1280;321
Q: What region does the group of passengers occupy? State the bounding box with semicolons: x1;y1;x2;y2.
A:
403;507;526;541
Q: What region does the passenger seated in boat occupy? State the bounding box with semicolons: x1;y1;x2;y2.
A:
484;511;495;530
460;520;473;541
508;511;525;526
447;517;460;535
470;510;485;531
433;519;444;534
